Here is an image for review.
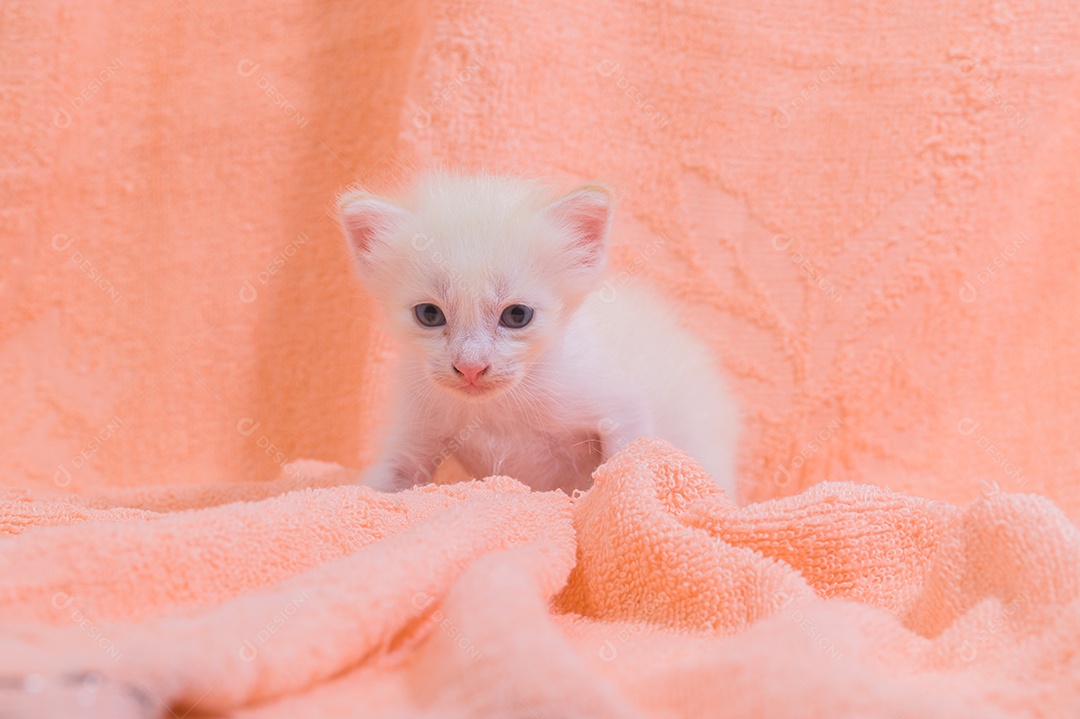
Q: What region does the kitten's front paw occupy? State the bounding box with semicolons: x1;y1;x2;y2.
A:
358;464;401;492
358;463;425;492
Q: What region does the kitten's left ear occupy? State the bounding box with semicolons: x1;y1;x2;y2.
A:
545;185;613;271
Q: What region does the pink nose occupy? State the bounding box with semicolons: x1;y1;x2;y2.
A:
453;363;489;384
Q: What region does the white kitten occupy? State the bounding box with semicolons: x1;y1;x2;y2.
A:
339;174;739;497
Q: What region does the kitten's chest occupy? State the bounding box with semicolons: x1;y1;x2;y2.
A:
451;405;601;493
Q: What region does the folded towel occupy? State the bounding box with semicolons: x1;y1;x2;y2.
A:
1;439;1077;717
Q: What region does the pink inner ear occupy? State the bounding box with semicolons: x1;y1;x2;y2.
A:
339;196;406;257
548;187;613;268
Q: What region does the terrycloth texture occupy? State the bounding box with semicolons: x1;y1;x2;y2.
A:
3;1;1080;716
2;1;1079;521
2;440;1078;717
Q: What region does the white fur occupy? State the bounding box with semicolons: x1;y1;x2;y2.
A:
340;174;739;497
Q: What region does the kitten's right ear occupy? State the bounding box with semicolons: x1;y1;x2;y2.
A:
338;192;410;269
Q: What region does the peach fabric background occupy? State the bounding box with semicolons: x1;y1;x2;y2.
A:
2;1;1078;516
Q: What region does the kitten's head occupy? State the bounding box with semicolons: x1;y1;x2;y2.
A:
339;174;612;401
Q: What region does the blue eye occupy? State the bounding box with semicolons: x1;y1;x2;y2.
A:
499;304;534;329
414;303;446;327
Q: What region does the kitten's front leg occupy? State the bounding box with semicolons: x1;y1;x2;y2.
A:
359;449;444;492
595;400;655;463
357;459;410;492
359;436;451;492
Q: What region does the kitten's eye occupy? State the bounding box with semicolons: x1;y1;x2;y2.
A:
499;304;534;329
414;303;446;327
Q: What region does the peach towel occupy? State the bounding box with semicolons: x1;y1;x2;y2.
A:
1;439;1078;717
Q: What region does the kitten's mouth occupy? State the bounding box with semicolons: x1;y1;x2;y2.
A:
459;383;495;397
437;376;510;400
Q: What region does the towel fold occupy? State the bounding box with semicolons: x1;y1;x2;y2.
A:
1;439;1077;717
